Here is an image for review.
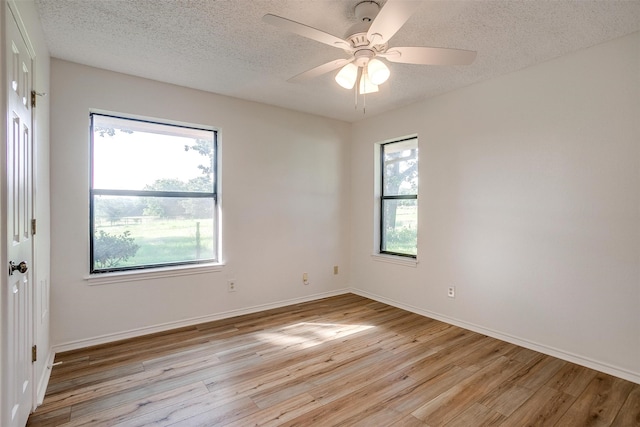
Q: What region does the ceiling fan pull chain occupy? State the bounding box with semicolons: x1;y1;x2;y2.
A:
361;86;366;114
361;69;367;114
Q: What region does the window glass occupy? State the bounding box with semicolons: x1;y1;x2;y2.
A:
380;137;418;257
90;114;217;273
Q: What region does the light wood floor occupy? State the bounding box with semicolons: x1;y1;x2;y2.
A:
28;294;639;426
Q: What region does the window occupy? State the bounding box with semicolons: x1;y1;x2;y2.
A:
380;137;418;257
90;113;218;273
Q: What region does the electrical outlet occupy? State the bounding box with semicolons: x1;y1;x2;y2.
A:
448;286;455;298
303;273;309;285
333;265;339;275
228;280;237;292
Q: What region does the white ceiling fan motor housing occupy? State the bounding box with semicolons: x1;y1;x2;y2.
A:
345;1;387;61
346;1;379;41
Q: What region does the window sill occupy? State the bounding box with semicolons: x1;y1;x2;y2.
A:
85;262;225;286
371;253;418;267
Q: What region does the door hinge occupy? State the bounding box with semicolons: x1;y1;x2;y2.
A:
32;345;37;363
31;218;37;235
31;90;37;108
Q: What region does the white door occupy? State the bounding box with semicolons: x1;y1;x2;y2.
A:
4;3;34;426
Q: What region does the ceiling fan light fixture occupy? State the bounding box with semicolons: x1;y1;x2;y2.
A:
264;0;477;113
367;58;390;85
335;63;358;89
358;72;379;94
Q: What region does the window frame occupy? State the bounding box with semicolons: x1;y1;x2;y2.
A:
89;112;219;274
379;136;418;258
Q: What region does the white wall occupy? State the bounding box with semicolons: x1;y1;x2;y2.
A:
350;32;640;383
50;60;351;348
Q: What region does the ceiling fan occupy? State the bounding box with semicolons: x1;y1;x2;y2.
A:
263;0;477;97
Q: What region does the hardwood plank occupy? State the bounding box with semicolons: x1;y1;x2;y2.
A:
60;382;209;426
338;404;414;426
115;395;258;427
403;333;492;381
38;350;224;414
49;329;191;370
249;377;316;410
281;370;418;426
393;414;430;426
285;335;396;383
611;383;640;426
411;356;524;425
224;393;322;427
511;355;567;391
483;385;537;417
305;349;405;403
49;335;212;383
26;407;71;427
556;373;635;426
204;367;298;402
445;402;506;426
499;385;577;427
163;396;259;427
141;342;224;370
481;354;567;416
384;365;475;414
546;362;599;397
44;362;145;395
510;346;547;365
454;337;519;373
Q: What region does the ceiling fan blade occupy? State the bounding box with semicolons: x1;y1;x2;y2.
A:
367;0;422;45
382;46;477;65
263;14;351;50
287;58;355;83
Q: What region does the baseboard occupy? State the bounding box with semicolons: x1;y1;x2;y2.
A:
53;288;350;353
36;348;55;406
350;288;640;385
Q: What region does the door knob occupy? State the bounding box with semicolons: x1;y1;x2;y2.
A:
9;261;28;275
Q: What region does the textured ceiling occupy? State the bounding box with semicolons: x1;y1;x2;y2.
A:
35;0;640;123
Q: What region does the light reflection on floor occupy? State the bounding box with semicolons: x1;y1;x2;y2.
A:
255;322;375;350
